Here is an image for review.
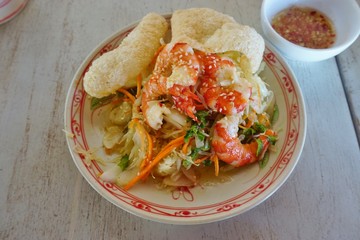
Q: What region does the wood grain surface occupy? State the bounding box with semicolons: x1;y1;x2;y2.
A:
0;0;359;239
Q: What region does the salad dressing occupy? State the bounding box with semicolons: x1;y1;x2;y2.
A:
271;6;336;49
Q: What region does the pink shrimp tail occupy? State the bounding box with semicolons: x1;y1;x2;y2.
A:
212;123;258;167
212;120;276;167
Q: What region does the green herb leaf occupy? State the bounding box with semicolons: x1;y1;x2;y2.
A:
259;152;269;169
195;110;209;128
253;122;267;133
117;155;130;171
203;159;212;166
243;127;256;139
267;135;277;145
256;139;264;157
271;104;279;124
201;140;210;151
184;125;198;142
185;111;210;142
90;95;114;110
196;132;205;142
182;159;192;168
190;148;201;160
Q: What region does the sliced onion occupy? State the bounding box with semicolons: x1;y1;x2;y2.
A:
163;174;194;187
181;167;197;183
100;165;122;183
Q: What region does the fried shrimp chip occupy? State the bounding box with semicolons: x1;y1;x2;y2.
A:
84;13;169;98
204;23;265;73
170;8;236;51
171;8;264;73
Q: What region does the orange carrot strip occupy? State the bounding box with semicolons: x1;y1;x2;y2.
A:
212;154;219;177
136;74;142;98
118;88;135;103
124;135;185;190
194;155;209;164
111;97;133;105
182;137;193;154
140;130;154;170
194;103;206;110
130;118;153;172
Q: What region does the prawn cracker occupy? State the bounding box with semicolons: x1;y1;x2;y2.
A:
204;23;265;73
84;13;169;98
170;8;236;51
171;8;264;73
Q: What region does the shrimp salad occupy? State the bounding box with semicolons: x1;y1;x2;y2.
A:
81;9;279;191
90;41;278;191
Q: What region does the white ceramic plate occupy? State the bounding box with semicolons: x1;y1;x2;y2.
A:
64;17;307;225
0;0;28;25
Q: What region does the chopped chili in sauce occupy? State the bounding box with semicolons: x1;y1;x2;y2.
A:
271;6;336;49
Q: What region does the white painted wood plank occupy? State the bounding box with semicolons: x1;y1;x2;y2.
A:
0;0;359;239
337;38;360;141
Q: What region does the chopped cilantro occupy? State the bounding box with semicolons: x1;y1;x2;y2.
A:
184;125;206;143
190;148;200;159
185;111;210;142
255;139;264;157
267;135;277;145
182;159;192;169
259;152;269;169
253;122;267;133
184;125;198;142
242;127;256;141
195;110;209;128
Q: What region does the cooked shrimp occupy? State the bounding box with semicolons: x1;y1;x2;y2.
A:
212;115;275;167
198;53;252;115
142;43;201;129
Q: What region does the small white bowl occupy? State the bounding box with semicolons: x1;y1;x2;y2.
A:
261;0;360;62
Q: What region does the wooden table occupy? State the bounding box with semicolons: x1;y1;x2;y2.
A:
1;1;359;239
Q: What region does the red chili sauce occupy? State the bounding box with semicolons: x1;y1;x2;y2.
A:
271;6;336;49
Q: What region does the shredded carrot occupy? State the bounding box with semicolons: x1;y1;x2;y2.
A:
118;88;135;103
130;118;153;172
111;97;132;105
182;137;193;154
194;103;206;110
136;74;142;98
194;155;209;164
124;135;185;190
212;154;219;177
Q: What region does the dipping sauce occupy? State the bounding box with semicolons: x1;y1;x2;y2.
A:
271;6;336;49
